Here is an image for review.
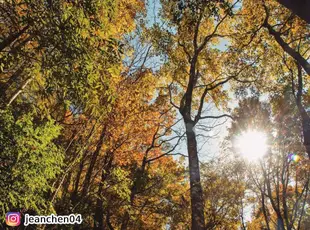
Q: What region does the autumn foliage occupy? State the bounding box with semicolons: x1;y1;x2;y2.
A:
1;0;310;229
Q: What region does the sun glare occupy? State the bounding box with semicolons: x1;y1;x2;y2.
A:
235;130;268;161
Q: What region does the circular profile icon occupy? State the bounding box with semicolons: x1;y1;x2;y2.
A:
6;212;21;227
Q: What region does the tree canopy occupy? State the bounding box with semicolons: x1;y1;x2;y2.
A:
1;0;310;229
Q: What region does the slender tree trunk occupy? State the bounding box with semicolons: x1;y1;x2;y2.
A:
261;190;271;230
94;168;105;230
62;171;72;200
121;157;147;230
0;25;29;52
282;179;290;230
71;153;86;205
296;87;310;158
121;212;130;230
298;109;310;158
263;166;286;230
240;201;247;230
263;21;310;76
6;76;34;107
94;153;113;230
295;64;310;159
0;64;25;103
297;181;309;230
185;121;205;230
178;50;205;229
81;127;106;196
120;180;137;230
277;217;285;230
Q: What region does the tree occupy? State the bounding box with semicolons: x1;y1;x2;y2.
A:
201;160;246;229
227;97;310;230
0;0;146;226
2;0;310;229
232;0;310;159
168;155;247;230
148;0;257;228
50;58;188;229
0;109;63;219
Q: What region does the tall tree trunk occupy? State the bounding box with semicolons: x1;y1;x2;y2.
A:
295;64;310;159
121;211;130;230
185;121;205;230
62;171;72;200
121;157;147;230
94;153;113;230
278;0;310;24
262;16;310;75
277;217;285;230
120;179;138;230
300;113;310;159
261;190;271;230
94;168;105;230
81;127;106;196
71;153;87;206
264;170;286;230
240;199;247;230
178;51;205;229
282;178;290;230
0;25;29;52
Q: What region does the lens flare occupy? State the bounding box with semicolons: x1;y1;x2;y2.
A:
235;130;268;161
288;153;300;162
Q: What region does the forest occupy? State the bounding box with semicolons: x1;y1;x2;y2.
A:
0;0;310;229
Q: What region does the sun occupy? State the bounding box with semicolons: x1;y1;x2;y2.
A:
234;130;268;161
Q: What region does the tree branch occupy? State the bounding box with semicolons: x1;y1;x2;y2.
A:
262;2;310;75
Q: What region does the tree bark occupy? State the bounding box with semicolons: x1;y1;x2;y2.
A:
0;25;29;52
94;153;113;230
62;171;72;200
6;76;34;107
94;170;106;230
295;64;310;159
276;217;285;230
264;168;285;230
71;152;86;205
120;180;138;230
178;48;205;229
185;121;205;230
265;8;310;159
278;0;310;24
263;22;310;76
106;207;114;230
81;127;106;196
120;157;147;230
177;48;205;229
300;112;310;159
261;190;271;230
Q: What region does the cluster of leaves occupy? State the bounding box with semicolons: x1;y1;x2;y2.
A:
0;109;63;215
50;71;189;229
1;0;310;229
